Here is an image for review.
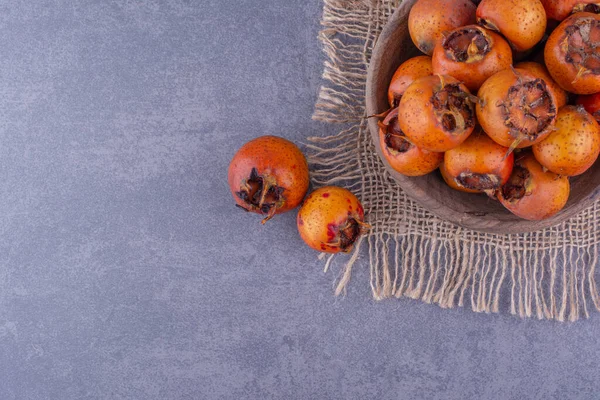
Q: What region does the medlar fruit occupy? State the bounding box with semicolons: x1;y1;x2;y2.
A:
228;135;309;223
545;12;600;94
532;105;600;176
409;0;477;55
398;75;477;152
378;108;444;176
297;187;369;254
498;153;570;220
432;25;513;91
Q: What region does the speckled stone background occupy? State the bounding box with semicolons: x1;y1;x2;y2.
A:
0;1;599;399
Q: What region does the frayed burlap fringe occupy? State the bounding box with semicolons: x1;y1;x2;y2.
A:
309;0;600;321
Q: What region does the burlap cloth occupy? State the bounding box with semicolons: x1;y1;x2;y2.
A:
308;0;600;321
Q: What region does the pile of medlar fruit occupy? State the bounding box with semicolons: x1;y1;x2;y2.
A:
228;0;600;255
380;0;600;220
228;136;369;253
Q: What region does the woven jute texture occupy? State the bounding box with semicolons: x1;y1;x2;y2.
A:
309;0;600;321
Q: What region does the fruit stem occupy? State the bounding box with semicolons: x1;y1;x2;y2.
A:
258;174;281;224
357;219;371;235
503;135;524;161
572;65;591;84
477;18;499;33
367;108;392;120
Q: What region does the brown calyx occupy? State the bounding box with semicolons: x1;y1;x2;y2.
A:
501;165;531;201
501;76;556;143
431;80;477;134
563;17;600;81
333;217;370;252
379;108;413;153
573;4;600;14
456;172;500;190
443;27;491;63
236;167;285;223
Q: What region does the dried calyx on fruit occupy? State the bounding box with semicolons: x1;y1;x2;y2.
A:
431;78;476;133
545;12;600;94
399;74;477;152
235;167;285;220
442;129;514;196
501;165;531;202
433;25;513;91
573;3;600;14
379;109;412;154
476;68;557;154
514;62;569;109
500;75;556;149
444;26;490;63
458;173;500;190
439;162;479;193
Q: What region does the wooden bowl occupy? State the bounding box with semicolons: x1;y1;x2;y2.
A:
366;0;600;234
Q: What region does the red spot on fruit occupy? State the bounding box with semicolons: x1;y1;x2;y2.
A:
346;198;351;203
326;223;337;240
298;217;304;226
320;244;327;250
322;193;330;198
357;204;364;217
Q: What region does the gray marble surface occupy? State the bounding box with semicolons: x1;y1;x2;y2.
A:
0;1;599;399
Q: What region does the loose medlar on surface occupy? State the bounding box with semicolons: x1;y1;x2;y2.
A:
297;187;369;254
228;136;309;223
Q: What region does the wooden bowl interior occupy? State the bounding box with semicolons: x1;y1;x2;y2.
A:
366;0;600;233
